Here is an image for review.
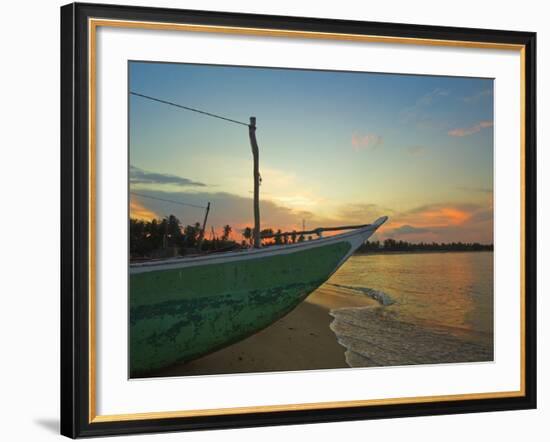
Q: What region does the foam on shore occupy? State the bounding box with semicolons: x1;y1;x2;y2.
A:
329;306;493;368
327;283;395;306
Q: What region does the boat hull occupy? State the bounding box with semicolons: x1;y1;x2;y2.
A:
130;217;387;376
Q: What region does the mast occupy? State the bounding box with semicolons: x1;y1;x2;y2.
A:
248;117;261;248
197;202;211;250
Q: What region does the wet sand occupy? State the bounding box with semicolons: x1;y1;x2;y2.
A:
147;287;378;378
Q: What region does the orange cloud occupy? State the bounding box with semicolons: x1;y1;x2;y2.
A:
129;188;492;245
130;198;158;221
376;205;472;236
448;120;493;137
414;206;472;227
375;202;492;244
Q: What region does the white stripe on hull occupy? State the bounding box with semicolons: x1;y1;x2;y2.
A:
130;216;388;275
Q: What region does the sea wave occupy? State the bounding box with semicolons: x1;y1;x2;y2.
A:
329;306;493;368
327;283;395;306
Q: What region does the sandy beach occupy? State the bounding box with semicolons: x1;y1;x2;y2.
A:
148;286;378;378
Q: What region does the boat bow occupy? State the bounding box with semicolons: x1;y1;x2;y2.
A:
129;216;388;375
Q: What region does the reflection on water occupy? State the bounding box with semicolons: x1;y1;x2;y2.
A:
324;251;494;367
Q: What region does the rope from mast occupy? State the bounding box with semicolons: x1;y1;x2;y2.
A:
130;191;207;210
130;91;250;127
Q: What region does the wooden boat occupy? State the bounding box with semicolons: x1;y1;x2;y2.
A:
130;216;387;375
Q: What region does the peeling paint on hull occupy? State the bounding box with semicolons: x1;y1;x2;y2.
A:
129;218;387;376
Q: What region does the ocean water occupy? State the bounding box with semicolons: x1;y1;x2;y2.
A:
325;251;494;367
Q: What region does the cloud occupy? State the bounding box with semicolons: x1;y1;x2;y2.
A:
130;190;393;240
415;88;450;106
130;199;158;221
400;88;450;126
130;189;493;244
462;88;492;103
338;203;394;222
448;120;493;137
404;203;474;226
130;165;206;187
377;202;493;244
259;167;326;209
129;189;316;236
387;225;431;235
351;133;384;151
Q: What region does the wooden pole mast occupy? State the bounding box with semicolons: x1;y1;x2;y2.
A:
197;201;211;250
248;117;261;248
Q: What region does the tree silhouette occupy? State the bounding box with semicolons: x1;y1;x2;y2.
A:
222;224;232;241
130;215;243;259
242;227;253;246
183;223;201;248
274;229;283;245
356;239;493;253
130;215;493;261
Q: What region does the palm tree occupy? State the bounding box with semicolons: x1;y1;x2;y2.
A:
222;224;232;241
165;214;182;237
184;223;202;247
242;227;253;246
274;229;283;245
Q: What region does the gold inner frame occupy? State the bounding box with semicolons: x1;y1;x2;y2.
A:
87;18;527;423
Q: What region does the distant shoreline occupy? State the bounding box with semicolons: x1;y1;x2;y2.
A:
354;249;493;256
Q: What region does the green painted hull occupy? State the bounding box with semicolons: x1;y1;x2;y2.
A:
130;241;351;376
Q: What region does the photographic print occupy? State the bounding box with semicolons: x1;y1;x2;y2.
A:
61;4;536;436
128;62;494;379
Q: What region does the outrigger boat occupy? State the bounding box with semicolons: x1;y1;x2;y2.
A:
129;92;388;375
130;216;387;375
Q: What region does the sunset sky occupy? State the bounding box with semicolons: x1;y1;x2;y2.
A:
129;61;494;244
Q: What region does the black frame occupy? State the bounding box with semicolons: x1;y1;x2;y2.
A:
60;2;537;438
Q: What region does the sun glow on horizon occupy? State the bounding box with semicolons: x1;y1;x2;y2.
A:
130;198;158;221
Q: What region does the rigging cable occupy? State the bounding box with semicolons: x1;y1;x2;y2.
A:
130;191;207;210
130;91;250;127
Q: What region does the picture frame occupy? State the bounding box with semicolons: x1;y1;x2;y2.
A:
60;2;537;438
